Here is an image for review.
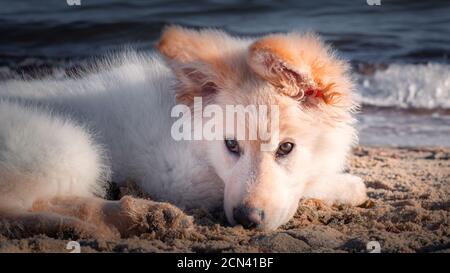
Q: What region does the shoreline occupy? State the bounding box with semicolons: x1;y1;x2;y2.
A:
0;146;448;253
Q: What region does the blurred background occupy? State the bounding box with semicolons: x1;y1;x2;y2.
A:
0;0;449;146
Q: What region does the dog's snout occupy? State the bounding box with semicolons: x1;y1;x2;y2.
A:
233;205;265;229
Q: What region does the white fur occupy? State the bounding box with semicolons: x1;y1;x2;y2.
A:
0;102;108;211
0;52;223;211
0;50;365;230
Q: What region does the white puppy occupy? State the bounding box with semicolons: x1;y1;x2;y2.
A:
0;26;366;237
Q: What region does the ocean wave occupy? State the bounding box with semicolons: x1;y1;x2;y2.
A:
357;63;450;109
1;56;449;111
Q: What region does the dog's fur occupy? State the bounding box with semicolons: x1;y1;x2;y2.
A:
0;26;366;237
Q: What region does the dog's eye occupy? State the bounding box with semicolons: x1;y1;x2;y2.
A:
276;142;294;157
225;139;240;154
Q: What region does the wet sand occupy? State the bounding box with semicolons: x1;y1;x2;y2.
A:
0;146;448;253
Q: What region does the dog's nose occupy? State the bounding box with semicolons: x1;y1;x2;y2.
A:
233;205;265;229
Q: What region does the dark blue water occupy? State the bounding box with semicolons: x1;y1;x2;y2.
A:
1;0;449;63
0;0;449;146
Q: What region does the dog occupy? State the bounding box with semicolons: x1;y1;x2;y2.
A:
0;26;367;238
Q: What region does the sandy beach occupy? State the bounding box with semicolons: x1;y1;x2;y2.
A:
0;146;448;253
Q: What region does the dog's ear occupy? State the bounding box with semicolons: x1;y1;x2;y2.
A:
247;33;354;109
156;26;240;104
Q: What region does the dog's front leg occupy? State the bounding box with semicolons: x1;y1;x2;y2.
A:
3;196;194;239
302;174;367;206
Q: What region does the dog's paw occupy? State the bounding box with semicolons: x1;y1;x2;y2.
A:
339;174;368;206
303;174;368;207
118;196;194;238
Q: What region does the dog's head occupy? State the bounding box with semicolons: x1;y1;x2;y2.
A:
157;26;358;230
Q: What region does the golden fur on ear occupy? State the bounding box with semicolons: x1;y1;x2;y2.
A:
157;25;232;68
156;26;250;103
247;33;355;109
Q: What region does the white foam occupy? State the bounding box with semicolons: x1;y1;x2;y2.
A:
357;63;450;109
